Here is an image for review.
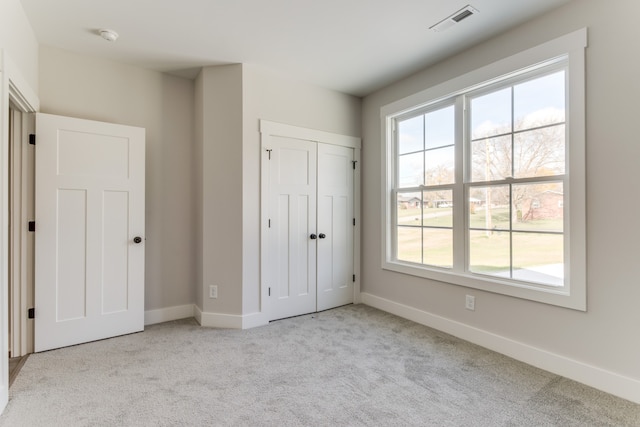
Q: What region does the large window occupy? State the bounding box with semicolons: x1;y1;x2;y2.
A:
382;30;586;310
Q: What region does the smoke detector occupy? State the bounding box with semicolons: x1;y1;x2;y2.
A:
430;5;479;32
99;29;119;42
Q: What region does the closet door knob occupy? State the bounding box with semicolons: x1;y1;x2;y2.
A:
318;233;326;239
310;234;317;240
133;236;143;244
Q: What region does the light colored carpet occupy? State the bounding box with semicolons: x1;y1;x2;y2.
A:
1;305;638;426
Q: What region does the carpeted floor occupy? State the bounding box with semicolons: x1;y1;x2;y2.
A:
1;305;639;426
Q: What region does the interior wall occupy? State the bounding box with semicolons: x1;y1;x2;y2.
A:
361;0;640;383
194;71;204;310
241;64;362;314
198;65;244;315
38;46;196;312
0;0;39;93
196;63;361;317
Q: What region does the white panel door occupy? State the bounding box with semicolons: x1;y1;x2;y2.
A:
267;136;317;320
34;113;145;352
317;143;354;311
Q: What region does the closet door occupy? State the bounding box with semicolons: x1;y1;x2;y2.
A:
317;143;354;311
267;136;317;320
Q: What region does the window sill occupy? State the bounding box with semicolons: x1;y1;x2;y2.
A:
382;260;585;311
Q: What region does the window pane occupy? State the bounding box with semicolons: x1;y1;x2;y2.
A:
398;115;424;155
471;135;512;182
425;105;454;150
513;182;563;232
397;226;422;263
398;152;423;187
469;186;510;230
471;87;512;139
514;124;565;178
397;192;422;226
423;228;453;268
423;190;452;227
512;232;563;286
425;146;454;185
514;70;565;131
469;230;510;277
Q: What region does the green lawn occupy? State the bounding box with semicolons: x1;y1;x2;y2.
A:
397;226;563;272
398;206;562;231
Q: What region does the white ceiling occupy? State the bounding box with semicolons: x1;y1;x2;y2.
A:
20;0;571;97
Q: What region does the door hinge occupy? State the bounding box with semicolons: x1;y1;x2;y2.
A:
352;274;356;282
353;218;356;226
29;134;36;145
352;160;357;170
268;287;271;296
266;149;272;160
28;308;35;319
28;221;35;232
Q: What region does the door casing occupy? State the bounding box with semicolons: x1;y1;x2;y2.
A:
0;50;40;414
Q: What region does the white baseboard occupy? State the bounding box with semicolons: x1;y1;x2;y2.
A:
194;306;268;329
144;304;195;326
242;312;269;329
360;292;640;404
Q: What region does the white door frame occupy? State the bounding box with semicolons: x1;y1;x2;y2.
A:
259;120;361;321
8;104;35;357
0;51;39;412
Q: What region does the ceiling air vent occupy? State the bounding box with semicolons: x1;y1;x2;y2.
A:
429;5;479;32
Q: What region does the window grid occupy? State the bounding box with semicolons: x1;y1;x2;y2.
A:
393;61;567;287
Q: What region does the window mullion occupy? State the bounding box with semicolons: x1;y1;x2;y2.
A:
452;95;466;274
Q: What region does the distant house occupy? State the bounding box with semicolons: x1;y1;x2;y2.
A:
521;191;563;221
398;196;422;209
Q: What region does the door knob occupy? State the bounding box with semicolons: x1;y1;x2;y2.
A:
310;234;317;240
133;236;143;244
318;233;326;239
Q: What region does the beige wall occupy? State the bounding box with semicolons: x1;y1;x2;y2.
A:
361;0;640;381
39;46;196;311
197;65;244;315
194;71;204;310
0;0;39;93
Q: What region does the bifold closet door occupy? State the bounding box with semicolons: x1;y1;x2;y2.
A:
268;136;318;321
266;137;354;321
317;143;354;311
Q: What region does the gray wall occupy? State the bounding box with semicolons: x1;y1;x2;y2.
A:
361;0;640;381
39;46;197;312
197;64;244;315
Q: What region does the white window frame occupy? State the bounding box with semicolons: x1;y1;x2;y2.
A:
381;29;587;310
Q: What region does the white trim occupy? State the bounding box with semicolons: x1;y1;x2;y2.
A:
260;120;361;149
2;54;39;113
194;304;203;325
380;29;587;311
241;312;269;329
361;292;640;404
0;50;39;414
352;147;362;303
8;108;35;357
144;304;196;326
196;308;241;329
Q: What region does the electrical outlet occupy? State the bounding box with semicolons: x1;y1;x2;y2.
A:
465;295;475;311
209;285;218;299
